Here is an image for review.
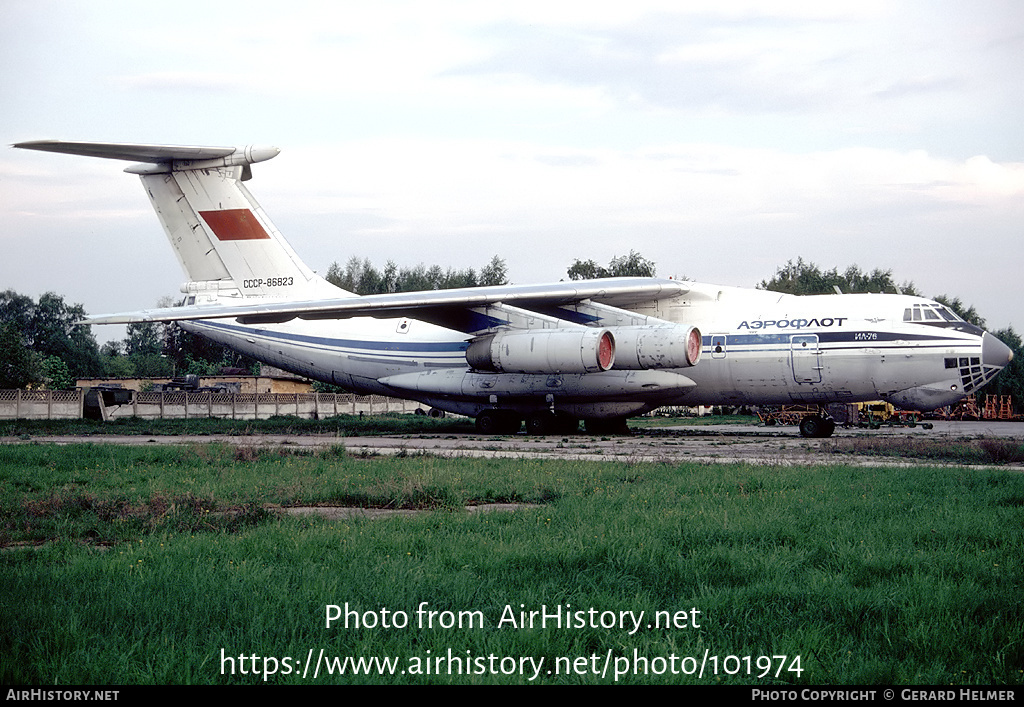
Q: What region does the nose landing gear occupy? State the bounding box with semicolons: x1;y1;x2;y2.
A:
799;414;836;438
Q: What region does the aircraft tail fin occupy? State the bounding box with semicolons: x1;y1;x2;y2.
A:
13;140;351;302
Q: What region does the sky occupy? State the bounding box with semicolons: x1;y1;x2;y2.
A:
2;0;1022;343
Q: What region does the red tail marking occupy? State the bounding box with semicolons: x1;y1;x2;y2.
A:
199;209;271;241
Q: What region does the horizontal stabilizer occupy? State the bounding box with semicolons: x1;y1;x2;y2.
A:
13;141;279;170
14;140;234;162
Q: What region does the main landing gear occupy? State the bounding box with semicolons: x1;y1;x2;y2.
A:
474;409;523;435
474;410;630;436
475;410;581;435
525;411;581;435
799;414;836;438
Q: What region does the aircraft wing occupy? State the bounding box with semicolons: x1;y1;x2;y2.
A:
83;277;688;330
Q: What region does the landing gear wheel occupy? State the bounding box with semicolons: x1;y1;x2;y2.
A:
476;410;501;435
799;415;836;438
526;411;555;436
476;411;521;435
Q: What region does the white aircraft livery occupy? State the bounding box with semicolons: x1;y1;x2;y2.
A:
14;140;1014;437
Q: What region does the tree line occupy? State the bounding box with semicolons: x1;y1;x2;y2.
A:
322;250;656;295
0;291;257;389
326;255;509;294
1;254;1019;409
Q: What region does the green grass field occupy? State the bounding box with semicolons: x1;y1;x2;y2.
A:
0;413;473;439
1;439;1022;685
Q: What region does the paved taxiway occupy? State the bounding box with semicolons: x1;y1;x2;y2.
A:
13;421;1023;468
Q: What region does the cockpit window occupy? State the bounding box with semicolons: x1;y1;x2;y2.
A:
903;303;964;324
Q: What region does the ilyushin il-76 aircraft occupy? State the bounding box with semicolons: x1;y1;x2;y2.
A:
14;140;1014;437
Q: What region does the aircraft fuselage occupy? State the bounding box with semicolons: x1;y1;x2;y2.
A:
182;281;1003;421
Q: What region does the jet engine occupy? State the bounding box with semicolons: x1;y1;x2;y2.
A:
466;328;615;374
611;325;702;370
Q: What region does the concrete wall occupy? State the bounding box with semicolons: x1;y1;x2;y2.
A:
0;389;84;420
0;389;427;420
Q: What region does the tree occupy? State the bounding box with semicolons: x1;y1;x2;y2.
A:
39;356;74;389
0;290;34;334
0;290;104;382
479;255;509;286
566;250;656;280
160;323;257;376
124;322;163;357
608;251;656;277
101;341;137;379
116;321;173;377
0;321;39;389
566;259;605;281
31;292;104;378
758;258;920;296
325;255;508;294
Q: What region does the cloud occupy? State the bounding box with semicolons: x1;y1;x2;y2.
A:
261;138;1024;254
450;8;888;114
111;72;248;93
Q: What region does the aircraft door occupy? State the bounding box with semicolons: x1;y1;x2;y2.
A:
711;335;727;359
791;334;822;383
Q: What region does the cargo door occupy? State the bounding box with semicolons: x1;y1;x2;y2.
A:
791;334;822;383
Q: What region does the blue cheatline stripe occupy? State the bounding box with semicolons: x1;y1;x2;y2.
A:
701;331;970;352
194;319;978;360
702;331;964;347
192;320;470;354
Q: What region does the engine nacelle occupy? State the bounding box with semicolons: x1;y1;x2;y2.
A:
466;328;615;374
610;325;702;369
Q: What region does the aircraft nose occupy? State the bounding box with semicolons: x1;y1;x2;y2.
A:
983;332;1014;369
